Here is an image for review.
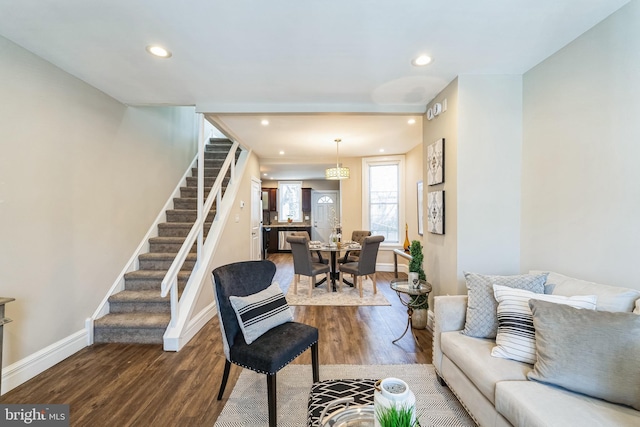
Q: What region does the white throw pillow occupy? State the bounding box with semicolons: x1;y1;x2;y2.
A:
491;284;597;364
634;299;640;314
229;282;293;345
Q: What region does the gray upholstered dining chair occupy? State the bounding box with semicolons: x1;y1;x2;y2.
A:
212;260;319;427
339;230;371;264
290;231;328;265
287;235;331;296
338;235;385;297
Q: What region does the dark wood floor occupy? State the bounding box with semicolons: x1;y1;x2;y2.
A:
1;253;432;426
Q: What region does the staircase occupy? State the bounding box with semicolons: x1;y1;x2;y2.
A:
93;138;235;344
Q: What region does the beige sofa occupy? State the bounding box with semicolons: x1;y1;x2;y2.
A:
433;271;640;427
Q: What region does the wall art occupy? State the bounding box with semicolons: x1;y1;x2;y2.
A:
427;190;444;235
427;138;444;186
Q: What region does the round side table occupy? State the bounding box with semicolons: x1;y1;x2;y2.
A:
390;279;432;344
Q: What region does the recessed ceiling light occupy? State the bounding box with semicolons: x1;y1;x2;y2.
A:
379;149;385;153
261;119;269;126
408;118;416;125
146;45;172;58
263;173;268;176
411;55;432;66
279;151;285;155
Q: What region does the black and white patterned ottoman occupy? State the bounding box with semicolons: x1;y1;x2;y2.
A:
307;379;376;427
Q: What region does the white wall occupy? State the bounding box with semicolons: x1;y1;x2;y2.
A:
521;0;640;290
0;36;198;368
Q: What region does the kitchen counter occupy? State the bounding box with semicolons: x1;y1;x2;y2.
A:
262;225;312;254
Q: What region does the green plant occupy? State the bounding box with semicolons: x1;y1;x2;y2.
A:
408;240;425;280
375;404;418;427
408;240;428;310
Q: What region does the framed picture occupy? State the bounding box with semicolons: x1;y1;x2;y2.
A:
417;181;424;235
428;191;445;235
427;138;444;186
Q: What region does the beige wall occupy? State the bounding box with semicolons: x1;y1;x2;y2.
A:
0;36;198;366
521;0;640;290
423;79;460;298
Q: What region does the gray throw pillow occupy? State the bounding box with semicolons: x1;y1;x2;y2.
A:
528;299;640;411
229;282;293;345
461;272;547;338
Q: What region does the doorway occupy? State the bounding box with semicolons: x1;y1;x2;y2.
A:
311;190;339;242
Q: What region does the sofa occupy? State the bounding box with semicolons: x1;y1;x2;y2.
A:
433;271;640;427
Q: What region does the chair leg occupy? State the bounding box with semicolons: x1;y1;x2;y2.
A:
326;272;331;293
217;360;231;400
267;374;277;427
357;275;363;297
294;274;299;295
311;342;319;383
310;275;316;297
372;272;377;294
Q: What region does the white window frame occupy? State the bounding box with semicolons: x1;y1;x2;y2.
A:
277;181;303;223
362;155;405;247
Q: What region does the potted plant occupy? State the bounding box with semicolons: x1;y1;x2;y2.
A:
408;240;428;329
375;405;418;427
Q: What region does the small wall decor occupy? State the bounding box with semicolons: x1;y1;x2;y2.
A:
428;191;445;234
417;181;424;235
427;138;444;186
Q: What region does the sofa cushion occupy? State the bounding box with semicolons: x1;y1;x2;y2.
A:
528;299;640;410
461;272;547;339
491;285;596;364
531;270;640;312
440;331;531;404
496;380;640;427
635;298;640;314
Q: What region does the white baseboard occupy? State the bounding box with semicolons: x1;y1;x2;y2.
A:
1;329;88;395
163;302;217;351
376;262;408;274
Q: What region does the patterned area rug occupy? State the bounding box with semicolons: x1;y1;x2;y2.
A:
214;364;475;427
284;277;391;306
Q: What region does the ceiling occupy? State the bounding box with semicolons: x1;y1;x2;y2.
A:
0;0;629;179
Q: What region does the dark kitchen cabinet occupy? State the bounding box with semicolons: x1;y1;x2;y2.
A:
262;188;277;212
302;188;311;212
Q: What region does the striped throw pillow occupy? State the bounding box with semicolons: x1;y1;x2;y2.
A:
229;282;293;345
491;284;597;364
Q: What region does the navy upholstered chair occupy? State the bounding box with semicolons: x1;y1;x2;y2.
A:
287;235;331;296
338;235;385;297
212;260;319;427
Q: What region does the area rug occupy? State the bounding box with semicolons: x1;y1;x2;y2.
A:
284;278;391;306
214;364;474;427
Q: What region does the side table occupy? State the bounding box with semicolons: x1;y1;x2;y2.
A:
390;280;431;344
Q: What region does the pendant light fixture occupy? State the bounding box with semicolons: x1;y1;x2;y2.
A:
325;138;350;180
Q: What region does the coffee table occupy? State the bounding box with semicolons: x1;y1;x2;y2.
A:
307;379;376;426
390;279;432;344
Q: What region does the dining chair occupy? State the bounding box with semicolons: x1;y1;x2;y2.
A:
287;235;331;296
339;230;371;264
212;260;320;427
290;231;328;265
338;235;385;297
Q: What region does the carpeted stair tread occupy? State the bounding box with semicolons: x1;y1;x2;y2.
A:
109;290;170;303
138;252;197;262
124;269;191;280
157;222;212;237
95;312;171;328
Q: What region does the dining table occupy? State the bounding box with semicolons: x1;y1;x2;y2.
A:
309;241;361;291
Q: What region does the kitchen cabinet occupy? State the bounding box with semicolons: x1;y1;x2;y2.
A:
302;188;311;212
262;188;277;211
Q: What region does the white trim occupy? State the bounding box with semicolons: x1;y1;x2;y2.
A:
1;329;88;395
197;103;427;114
163;302;217;351
361;155;406;245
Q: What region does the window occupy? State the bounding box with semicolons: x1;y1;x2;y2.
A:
362;156;405;244
278;181;302;222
